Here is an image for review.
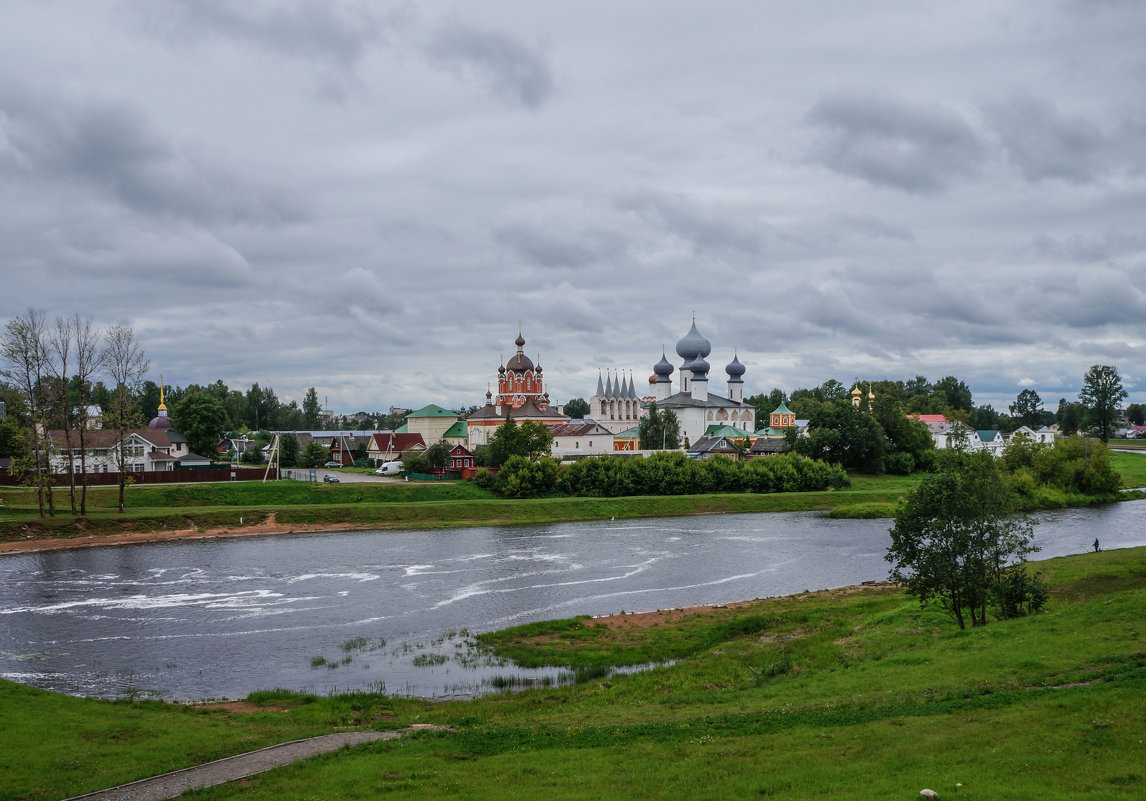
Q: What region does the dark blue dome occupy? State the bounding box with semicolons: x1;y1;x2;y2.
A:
725;354;746;380
675;320;711;360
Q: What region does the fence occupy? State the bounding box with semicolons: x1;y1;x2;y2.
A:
0;467;268;487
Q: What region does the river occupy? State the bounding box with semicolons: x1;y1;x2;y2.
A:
2;502;1143;701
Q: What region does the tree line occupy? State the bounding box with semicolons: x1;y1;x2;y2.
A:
749;365;1132;447
475;450;850;500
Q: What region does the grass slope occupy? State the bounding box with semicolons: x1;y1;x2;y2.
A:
3;547;1144;800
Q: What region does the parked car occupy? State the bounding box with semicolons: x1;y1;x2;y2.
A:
323;461;342;468
374;460;404;476
323;474;340;483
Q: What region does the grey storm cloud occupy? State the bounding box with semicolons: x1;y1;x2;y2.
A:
619;192;768;256
493;222;627;269
0;88;302;226
986;95;1113;184
424;23;555;108
1033;231;1146;265
806;93;985;193
138;0;393;69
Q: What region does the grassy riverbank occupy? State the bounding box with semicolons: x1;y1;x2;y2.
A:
3;546;1144;800
0;473;912;544
1;450;1142;545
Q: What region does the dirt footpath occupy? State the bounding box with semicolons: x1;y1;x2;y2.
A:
61;728;447;801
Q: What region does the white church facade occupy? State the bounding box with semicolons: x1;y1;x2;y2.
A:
650;318;756;447
587;318;756;447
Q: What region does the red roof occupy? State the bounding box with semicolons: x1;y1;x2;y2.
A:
908;414;948;423
369;432;426;453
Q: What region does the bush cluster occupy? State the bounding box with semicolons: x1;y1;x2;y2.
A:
1000;435;1122;506
486;451;848;499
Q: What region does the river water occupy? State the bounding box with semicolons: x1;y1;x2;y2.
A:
2;503;1143;701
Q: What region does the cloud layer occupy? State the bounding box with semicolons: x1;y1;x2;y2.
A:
3;1;1146;413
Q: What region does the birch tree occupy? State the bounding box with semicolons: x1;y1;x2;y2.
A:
48;315;77;513
103;325;149;513
71;314;103;515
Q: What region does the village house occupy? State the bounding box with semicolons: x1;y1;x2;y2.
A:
366;432;426;464
548;421;615;458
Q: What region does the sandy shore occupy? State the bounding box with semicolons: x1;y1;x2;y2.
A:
0;513;377;556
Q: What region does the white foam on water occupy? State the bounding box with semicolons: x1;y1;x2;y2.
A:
430;557;663;610
483;570;766;627
0;589;288;615
288;572;379;583
402;564;437;576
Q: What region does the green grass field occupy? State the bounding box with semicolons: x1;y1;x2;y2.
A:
0;471;918;542
2;546;1144;800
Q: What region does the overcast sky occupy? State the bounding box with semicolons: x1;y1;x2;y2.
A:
3;1;1145;414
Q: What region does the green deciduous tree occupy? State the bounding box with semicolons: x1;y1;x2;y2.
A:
931;376;974;413
1056;398;1085;436
278;433;299;468
299;441;329;468
871;396;934;474
425;440;451;471
886;451;1040;629
794;400;888;474
638;402;681;450
172;392;230;460
487;418;554;466
1;309;53;518
1079;364;1126;443
563;397;590;419
402;447;430;474
1009;388;1044;429
1126;403;1146;427
302;387;322;429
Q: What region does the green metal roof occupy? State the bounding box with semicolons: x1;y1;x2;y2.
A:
771;401;793;415
704;424;749;439
442;421;468;438
407;403;460;418
394;423;409;433
614;425;641;438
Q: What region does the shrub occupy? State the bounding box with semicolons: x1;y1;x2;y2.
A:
993;565;1049;619
885;451;915;476
499;456;559;499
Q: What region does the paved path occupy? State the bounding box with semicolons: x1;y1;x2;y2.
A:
61;731;401;801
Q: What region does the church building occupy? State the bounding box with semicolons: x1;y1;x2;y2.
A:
649;318;756;447
466;330;569;446
588;369;644;434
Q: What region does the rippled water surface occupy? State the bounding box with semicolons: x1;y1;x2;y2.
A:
2;503;1143;700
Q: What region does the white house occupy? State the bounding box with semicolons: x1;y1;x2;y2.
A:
46;429;189;473
548;421;615;457
1010;425;1056;446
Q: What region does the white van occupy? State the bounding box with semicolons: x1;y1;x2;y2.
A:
374;460;404;476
